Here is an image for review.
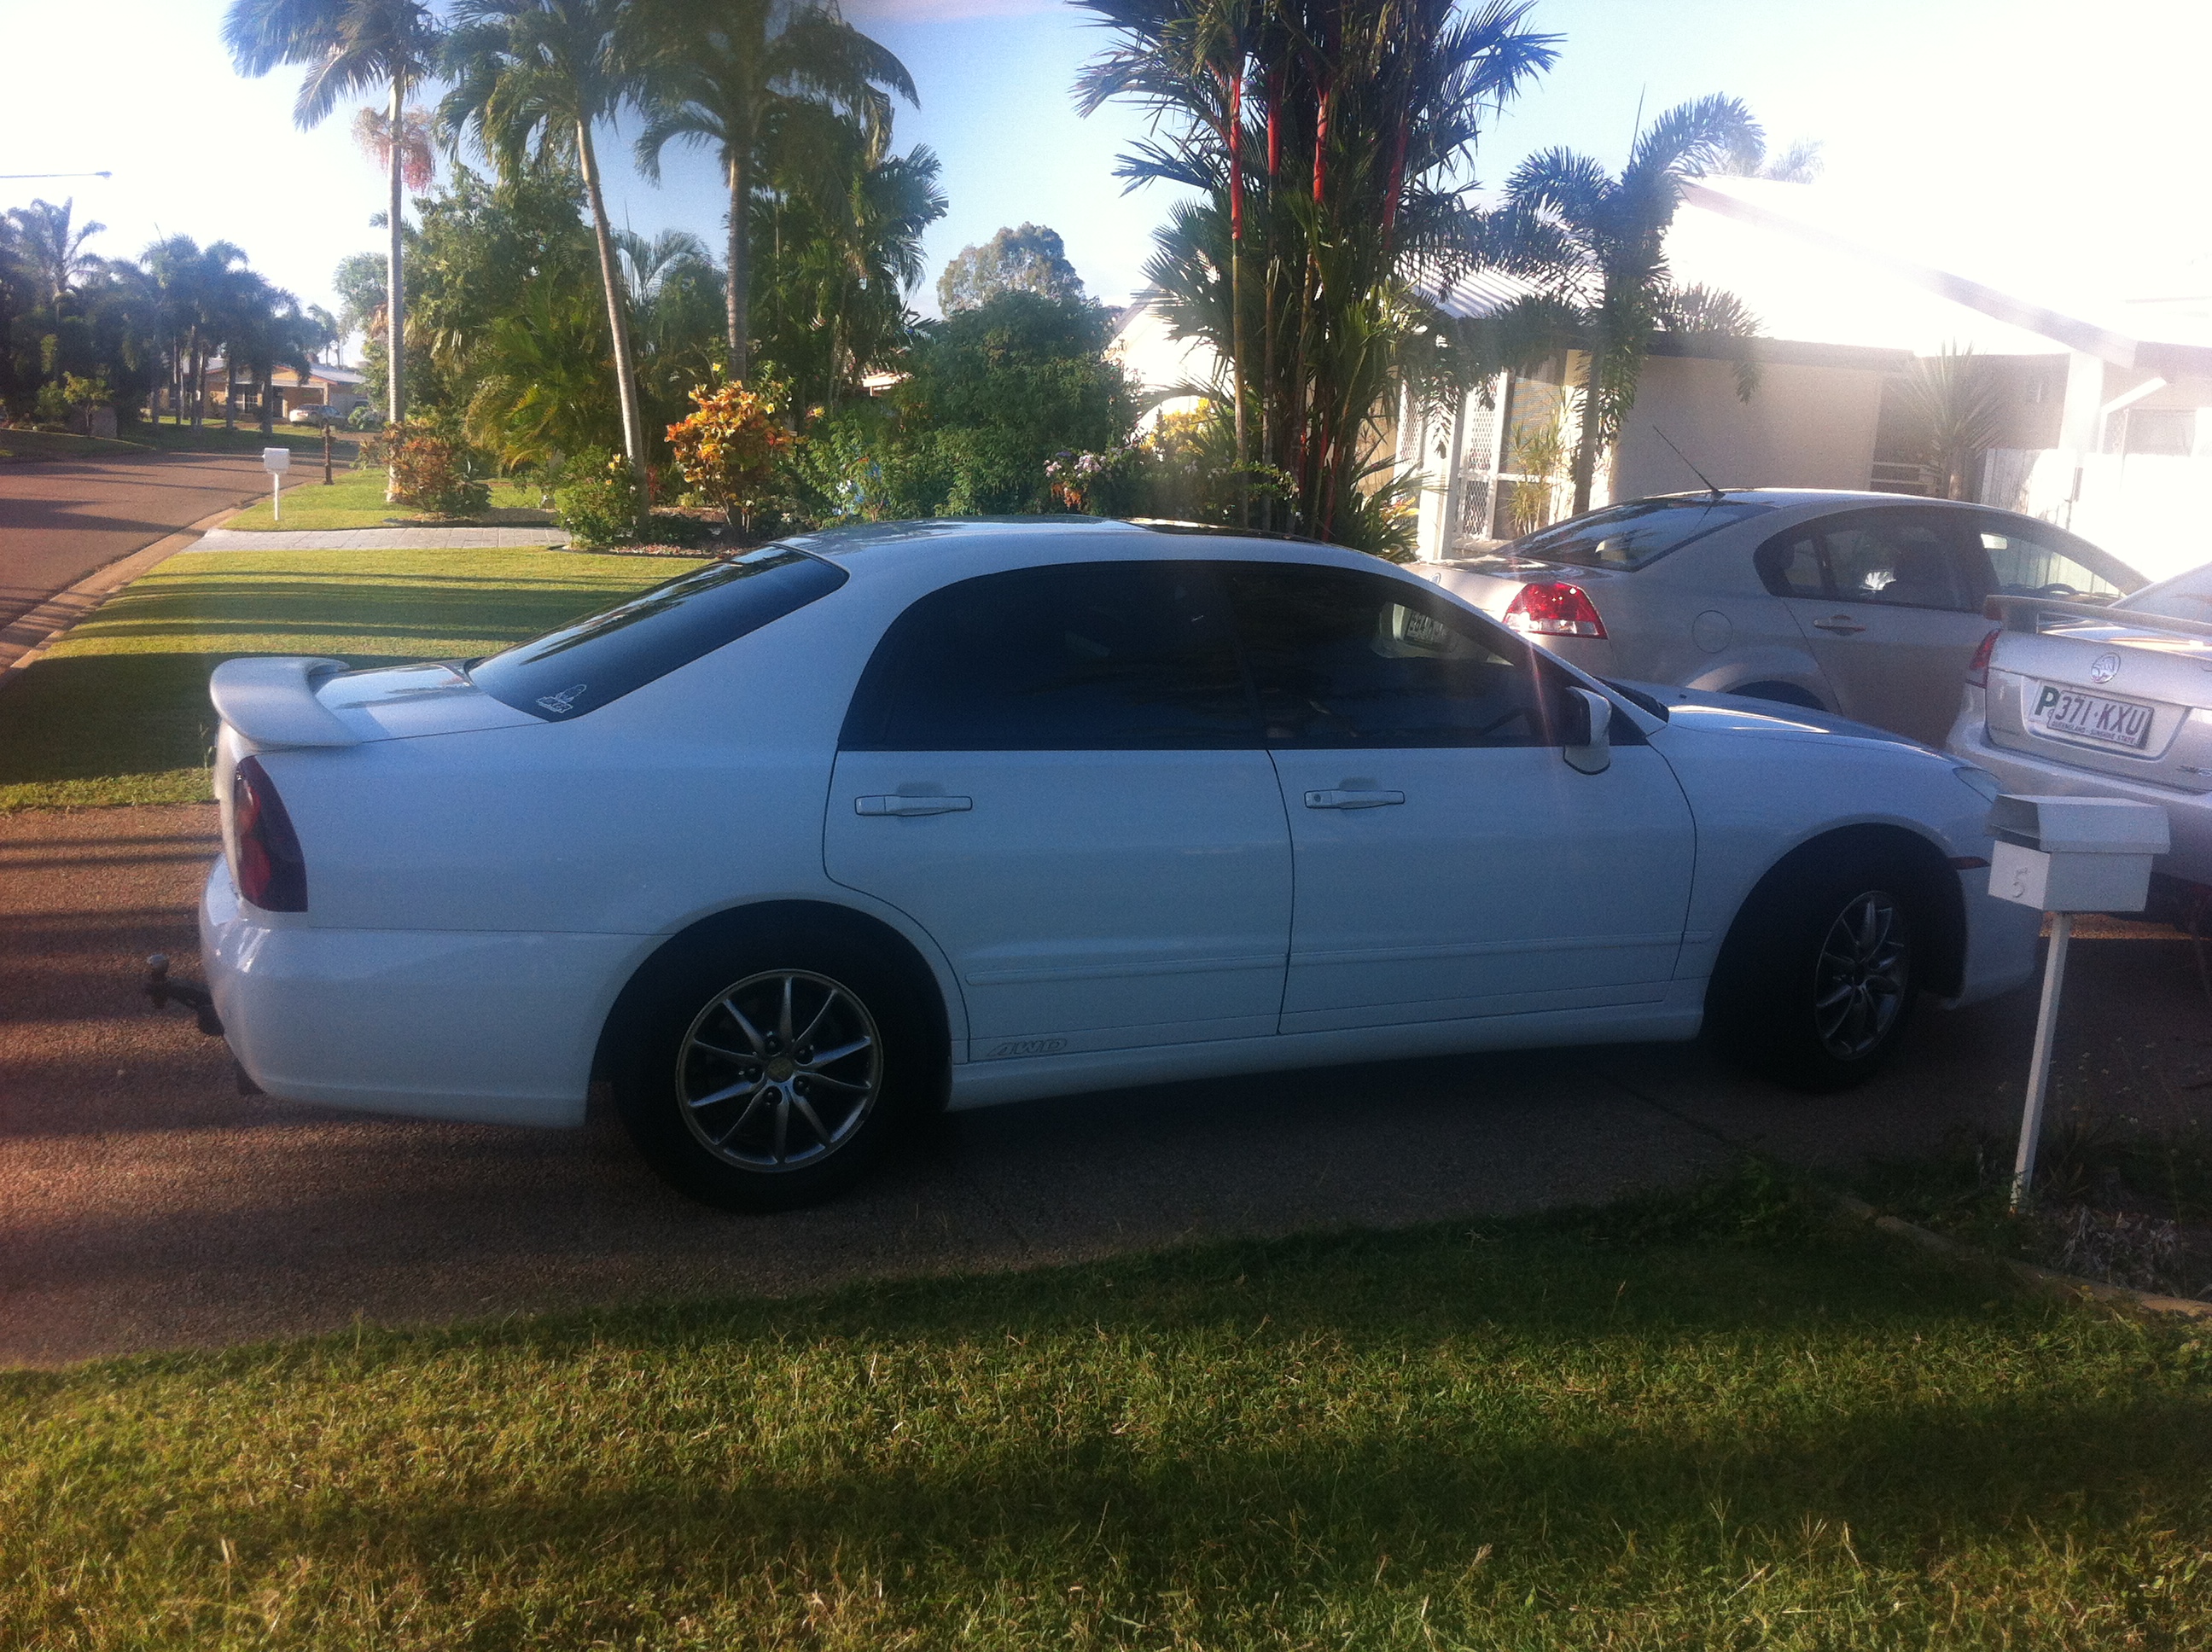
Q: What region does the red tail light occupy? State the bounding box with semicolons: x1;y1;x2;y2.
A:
232;755;307;911
1966;625;2000;689
1505;580;1607;638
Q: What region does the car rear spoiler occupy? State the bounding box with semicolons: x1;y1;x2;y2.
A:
1984;593;2212;645
208;656;361;748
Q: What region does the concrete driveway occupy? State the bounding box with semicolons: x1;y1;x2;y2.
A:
0;448;282;637
5;801;2208;1370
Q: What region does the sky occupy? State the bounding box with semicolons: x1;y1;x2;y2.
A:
3;0;2204;351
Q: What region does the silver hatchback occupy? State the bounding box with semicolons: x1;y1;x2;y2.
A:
1417;489;2143;747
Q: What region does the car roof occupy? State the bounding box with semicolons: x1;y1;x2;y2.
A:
780;515;1392;579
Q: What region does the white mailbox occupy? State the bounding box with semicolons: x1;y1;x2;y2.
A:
261;445;292;474
1987;794;2169;915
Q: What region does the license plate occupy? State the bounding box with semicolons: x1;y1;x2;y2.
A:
2029;683;2157;749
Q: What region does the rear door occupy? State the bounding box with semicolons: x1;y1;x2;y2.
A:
1756;508;1988;743
1225;563;1697;1034
824;561;1293;1060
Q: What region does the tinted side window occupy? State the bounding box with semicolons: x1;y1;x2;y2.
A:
1755;533;1825;598
841;561;1256;751
1819;513;1972;611
1225;565;1575;748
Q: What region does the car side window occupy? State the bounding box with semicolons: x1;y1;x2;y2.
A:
1224;564;1578;748
840;561;1258;751
1754;533;1825;598
1816;513;1973;611
1967;524;2128;603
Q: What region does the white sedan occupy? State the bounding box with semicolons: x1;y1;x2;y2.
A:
199;521;2039;1208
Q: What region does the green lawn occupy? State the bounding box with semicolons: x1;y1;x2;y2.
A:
222;466;553;532
0;427;152;462
0;548;703;811
6;1179;2212;1649
130;414;361;458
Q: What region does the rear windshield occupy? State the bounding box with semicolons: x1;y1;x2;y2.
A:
1476;497;1769;572
2122;564;2212;626
469;546;847;720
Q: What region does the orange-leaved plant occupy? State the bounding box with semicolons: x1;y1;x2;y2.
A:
666;381;795;538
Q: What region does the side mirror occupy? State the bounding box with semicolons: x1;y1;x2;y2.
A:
1562;686;1612;774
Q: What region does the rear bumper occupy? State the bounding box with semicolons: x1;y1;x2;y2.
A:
198;858;643;1128
1948;704;2212;887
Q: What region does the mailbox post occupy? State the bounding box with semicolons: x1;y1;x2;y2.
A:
262;445;292;523
1987;794;2170;1209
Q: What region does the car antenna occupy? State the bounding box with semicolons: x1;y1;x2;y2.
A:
1651;425;1726;503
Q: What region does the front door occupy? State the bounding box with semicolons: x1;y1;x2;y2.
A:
1759;508;1988;744
825;561;1292;1059
1221;563;1697;1033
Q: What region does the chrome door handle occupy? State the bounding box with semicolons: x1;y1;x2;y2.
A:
855;794;972;817
1303;788;1406;810
1812;615;1868;635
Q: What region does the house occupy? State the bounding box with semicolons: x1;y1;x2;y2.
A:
1109;177;2212;577
187;358;370;422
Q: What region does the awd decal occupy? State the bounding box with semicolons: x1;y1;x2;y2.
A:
982;1038;1067;1059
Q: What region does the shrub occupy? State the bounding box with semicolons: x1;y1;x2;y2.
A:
555;446;644;547
664;381;795;537
360;417;492;517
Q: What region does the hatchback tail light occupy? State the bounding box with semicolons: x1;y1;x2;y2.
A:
1504;580;1607;638
1965;625;2001;689
233;755;307;911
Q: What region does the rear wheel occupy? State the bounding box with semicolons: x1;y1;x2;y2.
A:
614;928;931;1210
1708;852;1921;1091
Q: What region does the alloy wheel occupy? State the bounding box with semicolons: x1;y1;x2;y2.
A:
675;970;883;1172
1812;890;1910;1060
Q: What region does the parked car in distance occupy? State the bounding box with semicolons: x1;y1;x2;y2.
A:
1949;560;2212;895
286;404;341;426
1417;490;2144;747
198;520;2038;1210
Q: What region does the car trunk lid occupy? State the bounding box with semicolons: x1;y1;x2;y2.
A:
1982;596;2212;793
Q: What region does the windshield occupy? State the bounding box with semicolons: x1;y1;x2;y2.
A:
469;545;847;721
2120;563;2212;626
1474;497;1770;573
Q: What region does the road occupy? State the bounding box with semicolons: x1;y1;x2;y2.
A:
7;801;2209;1369
0;448;280;636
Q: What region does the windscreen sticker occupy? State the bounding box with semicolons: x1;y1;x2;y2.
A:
535;683;588;715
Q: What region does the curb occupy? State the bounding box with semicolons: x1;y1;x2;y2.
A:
0;502;244;681
1831;1190;2212;1323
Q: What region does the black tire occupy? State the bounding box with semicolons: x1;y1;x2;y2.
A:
1707;850;1923;1091
613;922;934;1211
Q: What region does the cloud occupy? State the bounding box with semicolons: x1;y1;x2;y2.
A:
841;0;1057;22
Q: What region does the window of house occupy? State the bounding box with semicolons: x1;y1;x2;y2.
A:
2125;409;2197;457
841;561;1256;751
1223;564;1570;748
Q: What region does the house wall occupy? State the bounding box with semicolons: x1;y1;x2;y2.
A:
1607;355;1887;502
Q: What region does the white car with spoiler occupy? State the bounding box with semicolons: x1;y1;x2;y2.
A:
1950;561;2212;897
194;521;2038;1210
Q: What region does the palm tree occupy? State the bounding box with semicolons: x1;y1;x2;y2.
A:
224;0;445;437
7;198;108;305
141;235;253;428
442;0;650;478
630;0;916;380
1079;0;1557;544
1895;345;2006;501
1490;94;1762;514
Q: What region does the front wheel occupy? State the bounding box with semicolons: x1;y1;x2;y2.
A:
614;930;931;1210
1708;855;1921;1091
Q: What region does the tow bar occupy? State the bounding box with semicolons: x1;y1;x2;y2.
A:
143;953;224;1038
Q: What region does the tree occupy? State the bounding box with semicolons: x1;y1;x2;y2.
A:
1078;0;1558;545
224;0;445;441
442;0;652;480
1489;95;1764;514
666;380;793;533
936;223;1085;312
630;0;916;380
7;198;108;304
1895;345;2006;501
141;235;253;428
1715;131;1824;183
